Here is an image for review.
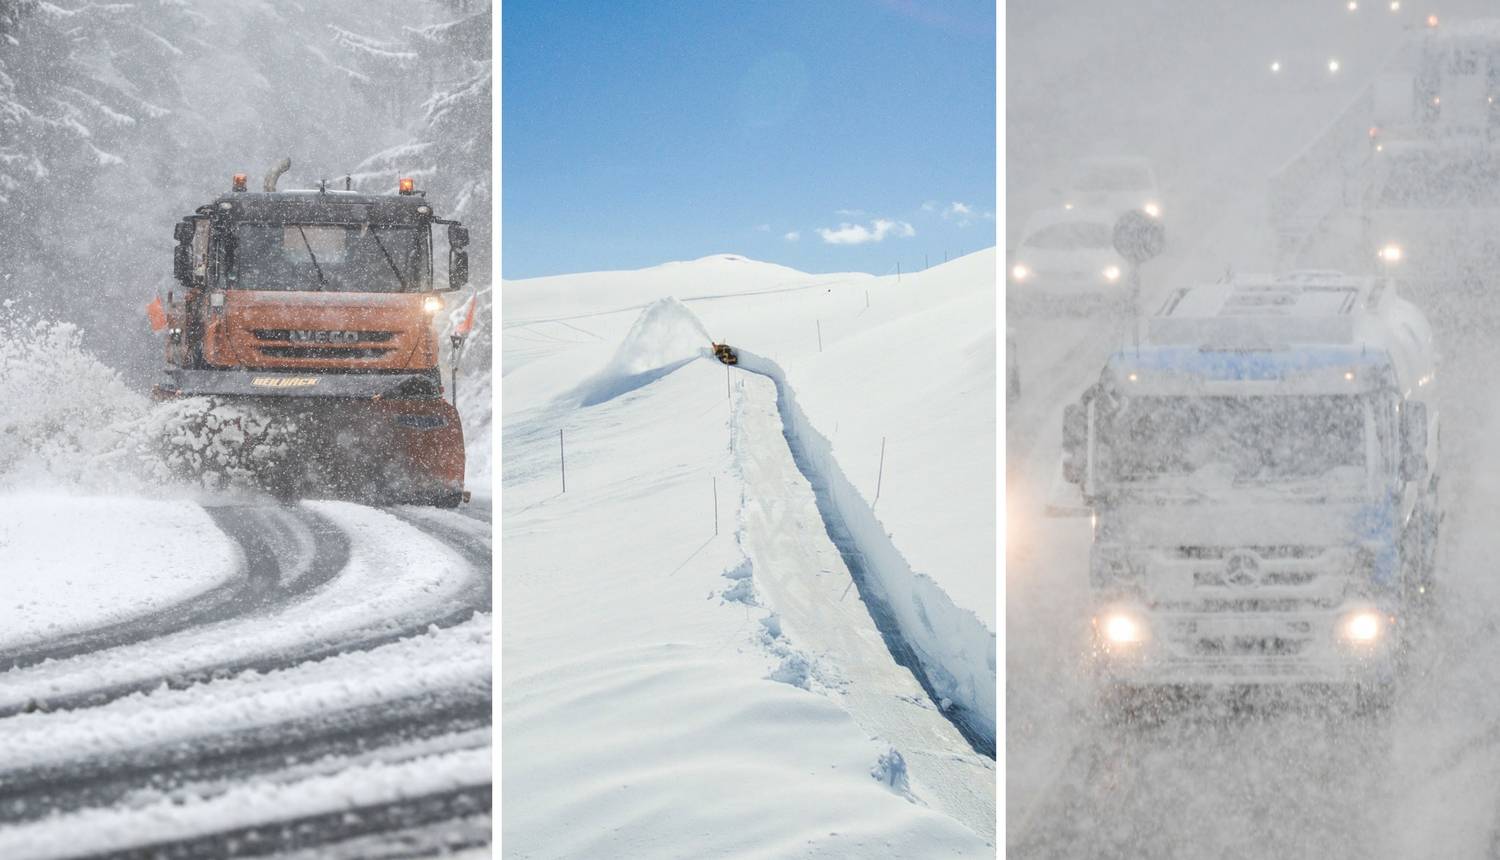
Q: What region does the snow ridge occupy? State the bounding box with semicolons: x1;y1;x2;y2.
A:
733;349;997;753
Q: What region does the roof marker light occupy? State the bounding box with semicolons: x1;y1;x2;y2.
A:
398;177;416;195
1427;13;1439;27
1344;370;1356;382
231;173;247;192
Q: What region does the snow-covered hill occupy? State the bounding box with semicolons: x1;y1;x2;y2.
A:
501;249;996;850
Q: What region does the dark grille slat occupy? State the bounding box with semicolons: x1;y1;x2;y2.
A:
257;347;396;360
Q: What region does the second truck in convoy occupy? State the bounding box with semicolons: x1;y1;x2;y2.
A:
1063;271;1440;712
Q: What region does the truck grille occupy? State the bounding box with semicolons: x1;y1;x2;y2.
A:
1187;636;1308;657
253;330;396;343
257;347;395;360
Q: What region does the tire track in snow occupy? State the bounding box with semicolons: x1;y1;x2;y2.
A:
0;691;490;826
0;502;489;718
732;350;997;757
70;784;491;860
0;503;342;673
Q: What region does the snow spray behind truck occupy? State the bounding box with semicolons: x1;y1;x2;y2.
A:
1062;272;1440;711
147;161;474;506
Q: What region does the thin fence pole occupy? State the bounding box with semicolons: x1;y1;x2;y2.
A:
726;364;731;398
560;428;566;493
865;290;869;309
897;262;901;283
713;476;719;536
817;320;822;352
874;436;886;508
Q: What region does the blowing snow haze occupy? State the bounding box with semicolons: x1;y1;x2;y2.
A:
1010;1;1500;858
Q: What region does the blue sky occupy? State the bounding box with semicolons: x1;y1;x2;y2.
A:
501;0;996;279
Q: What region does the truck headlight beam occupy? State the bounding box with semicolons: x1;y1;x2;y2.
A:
1341;610;1384;643
1098;610;1149;644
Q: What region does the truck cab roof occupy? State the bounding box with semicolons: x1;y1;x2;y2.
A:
201;189;434;226
1107;272;1436;397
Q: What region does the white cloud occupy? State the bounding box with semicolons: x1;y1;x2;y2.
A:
835;208;866;217
945;201;973;217
920;200;938;212
817;218;916;245
753;223;770;232
784;231;800;242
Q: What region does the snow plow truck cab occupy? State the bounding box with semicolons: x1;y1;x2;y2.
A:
150;163;472;506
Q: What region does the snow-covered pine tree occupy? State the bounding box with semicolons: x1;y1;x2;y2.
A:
338;1;492;275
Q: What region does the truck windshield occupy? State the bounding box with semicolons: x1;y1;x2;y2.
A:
226;223;429;293
1102;394;1370;487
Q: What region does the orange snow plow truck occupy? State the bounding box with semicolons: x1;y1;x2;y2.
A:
149;160;472;507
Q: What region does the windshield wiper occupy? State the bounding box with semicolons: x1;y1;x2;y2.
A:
295;225;328;289
369;228;409;293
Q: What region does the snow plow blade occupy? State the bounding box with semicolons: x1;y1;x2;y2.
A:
152;369;444;400
152;371;465;507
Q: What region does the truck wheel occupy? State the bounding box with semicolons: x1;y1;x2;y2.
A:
431;491;464;509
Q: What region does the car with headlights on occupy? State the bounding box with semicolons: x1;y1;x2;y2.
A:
1009;207;1131;314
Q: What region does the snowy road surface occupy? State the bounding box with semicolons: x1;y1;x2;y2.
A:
0;495;493;858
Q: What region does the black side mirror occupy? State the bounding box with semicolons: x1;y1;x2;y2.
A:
448;224;470;249
450;249;470;290
173;244;192;285
1401;401;1429;482
1063;401;1088;485
173;220;194;243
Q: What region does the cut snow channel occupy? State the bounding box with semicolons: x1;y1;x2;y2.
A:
0;495;238;654
734;350;998;749
732;370;997;840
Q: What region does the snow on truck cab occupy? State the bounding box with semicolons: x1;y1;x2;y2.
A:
149;161;474;506
1062;272;1439;707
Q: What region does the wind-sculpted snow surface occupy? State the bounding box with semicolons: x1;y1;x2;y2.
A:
572;297;714;406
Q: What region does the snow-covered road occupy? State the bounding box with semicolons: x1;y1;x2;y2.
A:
0;495;493;858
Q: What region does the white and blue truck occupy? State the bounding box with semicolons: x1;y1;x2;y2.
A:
1062;272;1440;712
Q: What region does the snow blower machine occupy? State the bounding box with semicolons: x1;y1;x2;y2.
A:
147;160;474;507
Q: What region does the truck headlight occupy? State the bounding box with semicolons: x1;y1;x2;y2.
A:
1099;610;1149;644
1143;201;1162;218
1102;265;1122;282
1340;610;1385;643
422;296;444;313
1011;264;1031;282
